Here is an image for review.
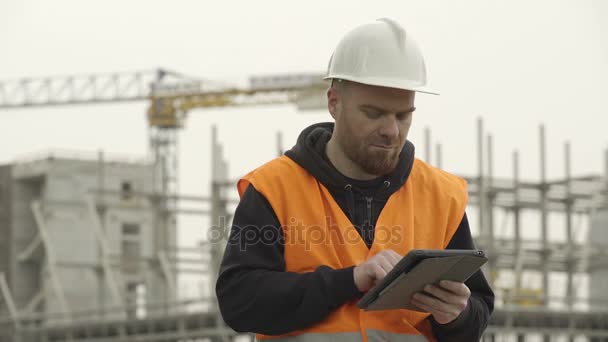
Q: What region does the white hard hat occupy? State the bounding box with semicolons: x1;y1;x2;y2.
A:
324;18;437;95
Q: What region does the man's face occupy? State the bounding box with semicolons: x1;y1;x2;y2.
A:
329;81;416;176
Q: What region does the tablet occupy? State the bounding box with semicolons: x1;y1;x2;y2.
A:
357;249;487;312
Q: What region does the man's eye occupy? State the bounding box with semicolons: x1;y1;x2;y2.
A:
365;111;381;119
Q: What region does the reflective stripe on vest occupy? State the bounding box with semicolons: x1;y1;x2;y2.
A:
367;329;429;342
240;156;467;342
256;331;428;342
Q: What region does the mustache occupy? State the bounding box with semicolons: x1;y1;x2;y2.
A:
369;138;401;147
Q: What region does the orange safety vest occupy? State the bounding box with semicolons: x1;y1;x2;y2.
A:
237;156;468;342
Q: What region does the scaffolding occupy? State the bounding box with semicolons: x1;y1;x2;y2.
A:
1;120;607;342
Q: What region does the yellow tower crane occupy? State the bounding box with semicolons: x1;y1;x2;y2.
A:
0;68;327;202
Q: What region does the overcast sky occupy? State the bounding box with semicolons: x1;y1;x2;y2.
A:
2;0;607;183
1;0;607;303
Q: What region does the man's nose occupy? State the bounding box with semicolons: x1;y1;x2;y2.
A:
378;116;400;140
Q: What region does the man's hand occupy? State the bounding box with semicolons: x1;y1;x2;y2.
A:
353;249;401;292
410;280;471;324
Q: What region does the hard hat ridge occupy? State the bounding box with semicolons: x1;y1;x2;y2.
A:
324;18;437;95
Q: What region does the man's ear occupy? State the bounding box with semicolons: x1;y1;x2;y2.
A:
327;87;339;120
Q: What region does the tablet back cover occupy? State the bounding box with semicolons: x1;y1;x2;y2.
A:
363;255;487;311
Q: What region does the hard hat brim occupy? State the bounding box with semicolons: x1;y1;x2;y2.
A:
323;75;439;95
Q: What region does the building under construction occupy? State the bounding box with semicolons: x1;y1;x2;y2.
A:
0;152;179;328
0;70;607;341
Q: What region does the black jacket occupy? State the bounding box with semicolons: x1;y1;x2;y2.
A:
216;122;494;341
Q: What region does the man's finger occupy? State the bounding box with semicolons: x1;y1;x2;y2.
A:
410;297;432;313
377;256;394;274
387;250;401;266
373;265;388;281
412;292;453;315
380;253;398;268
378;250;400;267
411;295;452;316
411;297;457;325
439;280;471;296
424;284;460;305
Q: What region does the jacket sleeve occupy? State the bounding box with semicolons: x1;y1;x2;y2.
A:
215;184;362;335
430;212;495;341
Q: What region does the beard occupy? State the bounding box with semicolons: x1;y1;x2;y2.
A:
338;129;402;176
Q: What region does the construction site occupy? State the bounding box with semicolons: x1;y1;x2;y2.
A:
0;67;605;342
2;2;608;342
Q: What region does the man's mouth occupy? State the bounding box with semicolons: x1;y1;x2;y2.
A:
370;144;395;150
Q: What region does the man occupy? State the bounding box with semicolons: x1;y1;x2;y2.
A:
216;18;494;341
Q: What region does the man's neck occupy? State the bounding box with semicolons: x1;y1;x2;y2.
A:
325;138;377;181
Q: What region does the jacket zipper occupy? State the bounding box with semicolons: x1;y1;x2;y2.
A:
365;196;373;228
